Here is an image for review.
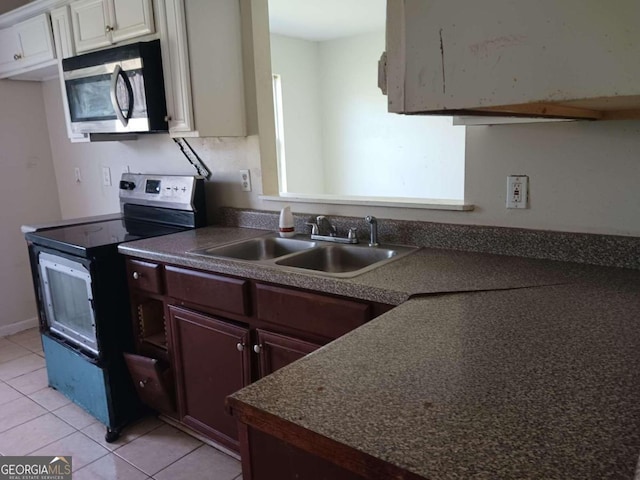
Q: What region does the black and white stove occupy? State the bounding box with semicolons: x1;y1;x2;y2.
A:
24;173;206;441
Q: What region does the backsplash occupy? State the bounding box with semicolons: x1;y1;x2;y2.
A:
217;207;640;270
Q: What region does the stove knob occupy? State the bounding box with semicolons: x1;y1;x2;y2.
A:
119;180;136;190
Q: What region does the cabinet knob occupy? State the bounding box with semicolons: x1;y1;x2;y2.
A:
164;115;172;122
139;379;148;388
253;344;262;354
236;342;245;352
132;271;140;280
13;53;22;60
105;25;114;32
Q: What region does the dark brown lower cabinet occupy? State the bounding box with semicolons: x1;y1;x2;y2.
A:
242;426;364;480
255;329;321;377
169;305;250;450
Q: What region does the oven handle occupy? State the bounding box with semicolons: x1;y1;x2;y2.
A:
110;64;134;128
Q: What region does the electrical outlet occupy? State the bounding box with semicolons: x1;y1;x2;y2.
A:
507;175;528;208
74;167;82;183
102;166;112;186
240;169;252;192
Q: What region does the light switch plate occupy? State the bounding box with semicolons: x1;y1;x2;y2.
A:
102;166;112;187
507;175;528;209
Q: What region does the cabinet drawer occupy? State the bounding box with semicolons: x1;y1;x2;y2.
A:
124;353;174;413
126;259;163;294
165;266;249;316
255;284;370;341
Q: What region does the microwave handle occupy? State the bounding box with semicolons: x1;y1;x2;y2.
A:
110;64;134;127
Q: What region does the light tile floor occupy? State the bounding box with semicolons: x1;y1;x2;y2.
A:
0;328;243;480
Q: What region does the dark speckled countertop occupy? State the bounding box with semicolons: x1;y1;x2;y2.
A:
117;226;628;305
119;225;640;479
229;284;640;480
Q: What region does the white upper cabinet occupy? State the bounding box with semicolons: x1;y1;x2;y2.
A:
0;13;55;78
157;0;246;137
385;0;640;120
70;0;154;53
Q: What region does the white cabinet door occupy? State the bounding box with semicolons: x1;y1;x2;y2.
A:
110;0;154;44
386;0;640;120
51;6;76;59
0;14;55;78
71;0;112;53
0;28;20;73
15;14;55;69
70;0;155;53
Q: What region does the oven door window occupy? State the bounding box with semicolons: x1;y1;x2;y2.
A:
38;252;98;355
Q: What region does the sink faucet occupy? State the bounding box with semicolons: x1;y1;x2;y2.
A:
365;216;379;247
316;216;337;237
306;215;358;244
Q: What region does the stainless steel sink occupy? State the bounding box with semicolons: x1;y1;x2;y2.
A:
275;244;412;276
190;234;418;278
192;236;317;261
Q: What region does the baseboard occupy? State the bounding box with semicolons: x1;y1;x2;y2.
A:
0;317;38;337
159;414;241;460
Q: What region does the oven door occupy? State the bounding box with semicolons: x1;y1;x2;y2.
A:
38;252;99;355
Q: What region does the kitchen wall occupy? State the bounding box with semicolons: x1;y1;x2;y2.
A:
0;80;61;335
40;80;262;222
270;34;324;194
270;30;465;200
41;69;640;239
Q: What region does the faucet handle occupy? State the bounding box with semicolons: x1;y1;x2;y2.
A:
348;227;358;240
306;222;319;235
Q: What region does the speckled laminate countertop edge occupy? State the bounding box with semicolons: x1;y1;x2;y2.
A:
117;226;611;306
229;284;640;480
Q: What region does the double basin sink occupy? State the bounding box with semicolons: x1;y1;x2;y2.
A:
190;234;418;278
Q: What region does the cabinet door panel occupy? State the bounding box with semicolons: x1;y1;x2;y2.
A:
110;0;155;43
165;266;250;316
15;14;55;69
256;329;321;378
71;0;111;53
170;305;250;450
126;259;163;294
0;28;19;72
256;284;370;341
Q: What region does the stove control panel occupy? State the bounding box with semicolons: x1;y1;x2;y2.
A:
119;173;205;211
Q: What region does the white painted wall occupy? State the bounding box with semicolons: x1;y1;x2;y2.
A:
40;79;262;221
318;31;465;199
270;29;466;200
0;80;61;333
270;34;325;194
42;65;640;237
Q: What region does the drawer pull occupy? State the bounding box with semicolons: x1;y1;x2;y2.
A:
236;342;245;352
139;379;148;388
253;344;262;354
13;53;22;60
132;271;140;280
105;25;114;32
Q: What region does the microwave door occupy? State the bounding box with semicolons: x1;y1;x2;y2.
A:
110;64;134;127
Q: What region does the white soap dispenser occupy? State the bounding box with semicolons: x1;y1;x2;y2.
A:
278;206;295;238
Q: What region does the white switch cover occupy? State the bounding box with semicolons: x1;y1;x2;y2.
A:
506;175;528;209
102;166;112;186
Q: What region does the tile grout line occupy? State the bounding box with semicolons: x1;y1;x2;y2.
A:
147;443;207;478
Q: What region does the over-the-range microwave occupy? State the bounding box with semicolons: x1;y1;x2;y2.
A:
62;40;168;135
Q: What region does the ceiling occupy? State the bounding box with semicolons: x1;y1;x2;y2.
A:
268;0;386;42
0;0;32;15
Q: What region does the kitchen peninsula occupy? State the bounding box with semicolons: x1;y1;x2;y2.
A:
119;218;640;480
